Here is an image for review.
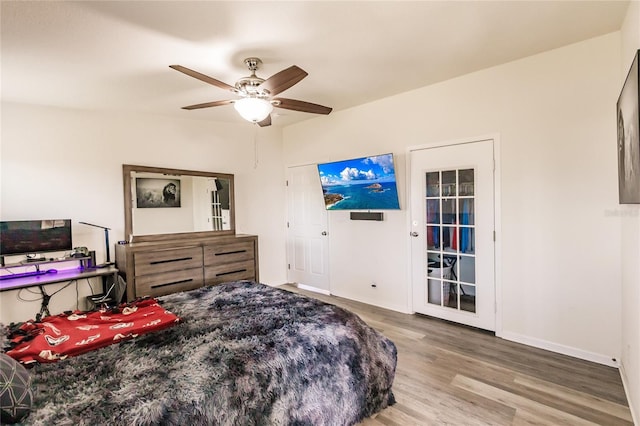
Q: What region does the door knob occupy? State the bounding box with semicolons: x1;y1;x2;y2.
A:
321;231;328;236
410;232;419;237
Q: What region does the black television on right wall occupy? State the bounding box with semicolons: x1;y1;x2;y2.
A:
316;153;401;210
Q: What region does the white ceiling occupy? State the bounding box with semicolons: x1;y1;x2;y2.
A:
1;1;629;127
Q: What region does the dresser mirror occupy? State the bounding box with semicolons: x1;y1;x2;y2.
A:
123;164;235;242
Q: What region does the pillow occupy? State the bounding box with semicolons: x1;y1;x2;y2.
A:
0;353;33;424
6;298;180;364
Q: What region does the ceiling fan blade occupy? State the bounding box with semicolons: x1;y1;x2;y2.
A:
273;98;332;115
170;65;237;92
257;115;272;127
182;99;234;110
259;66;308;96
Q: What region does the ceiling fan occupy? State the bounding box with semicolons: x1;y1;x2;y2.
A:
170;58;332;127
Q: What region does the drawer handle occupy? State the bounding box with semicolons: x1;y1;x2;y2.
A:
151;278;193;289
150;257;193;265
215;250;247;256
216;269;247;277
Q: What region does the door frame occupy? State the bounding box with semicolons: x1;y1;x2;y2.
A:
406;134;503;335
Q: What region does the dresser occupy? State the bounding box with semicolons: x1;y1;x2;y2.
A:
115;234;258;301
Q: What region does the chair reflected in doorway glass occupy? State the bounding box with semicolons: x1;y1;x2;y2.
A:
428;256;455;306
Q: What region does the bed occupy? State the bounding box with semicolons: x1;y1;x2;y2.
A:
3;281;397;425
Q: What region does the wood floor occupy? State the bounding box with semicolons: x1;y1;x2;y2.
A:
280;284;633;426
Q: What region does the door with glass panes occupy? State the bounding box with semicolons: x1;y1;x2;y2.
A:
209;178;231;231
410;140;495;331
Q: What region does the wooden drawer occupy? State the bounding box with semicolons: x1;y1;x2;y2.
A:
204;259;255;285
204;241;254;266
117;234;259;302
134;247;203;276
135;268;204;298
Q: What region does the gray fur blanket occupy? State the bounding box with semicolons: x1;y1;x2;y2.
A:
14;281;397;425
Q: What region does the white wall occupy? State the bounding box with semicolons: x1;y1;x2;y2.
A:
0;103;287;323
284;33;622;366
619;1;640;422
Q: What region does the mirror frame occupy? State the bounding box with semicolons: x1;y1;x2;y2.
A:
123;164;235;243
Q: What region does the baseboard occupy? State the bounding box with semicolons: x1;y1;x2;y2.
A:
296;283;331;296
619;362;639;426
330;289;412;314
499;330;618;367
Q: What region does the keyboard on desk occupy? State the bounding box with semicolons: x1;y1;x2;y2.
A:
0;269;57;281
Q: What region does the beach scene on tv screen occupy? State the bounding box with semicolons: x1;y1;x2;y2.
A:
318;153;400;210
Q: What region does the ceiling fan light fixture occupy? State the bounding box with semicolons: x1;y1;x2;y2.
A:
171;59;332;128
234;97;273;123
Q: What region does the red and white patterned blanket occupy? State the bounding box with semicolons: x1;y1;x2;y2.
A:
5;298;180;364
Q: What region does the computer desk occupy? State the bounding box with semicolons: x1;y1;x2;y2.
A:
0;266;119;320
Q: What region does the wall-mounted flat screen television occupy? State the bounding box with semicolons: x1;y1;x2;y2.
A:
0;219;72;257
317;153;401;210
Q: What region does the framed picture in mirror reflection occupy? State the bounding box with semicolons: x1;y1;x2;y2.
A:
136;178;181;208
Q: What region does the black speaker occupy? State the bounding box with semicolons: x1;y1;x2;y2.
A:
350;212;384;221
